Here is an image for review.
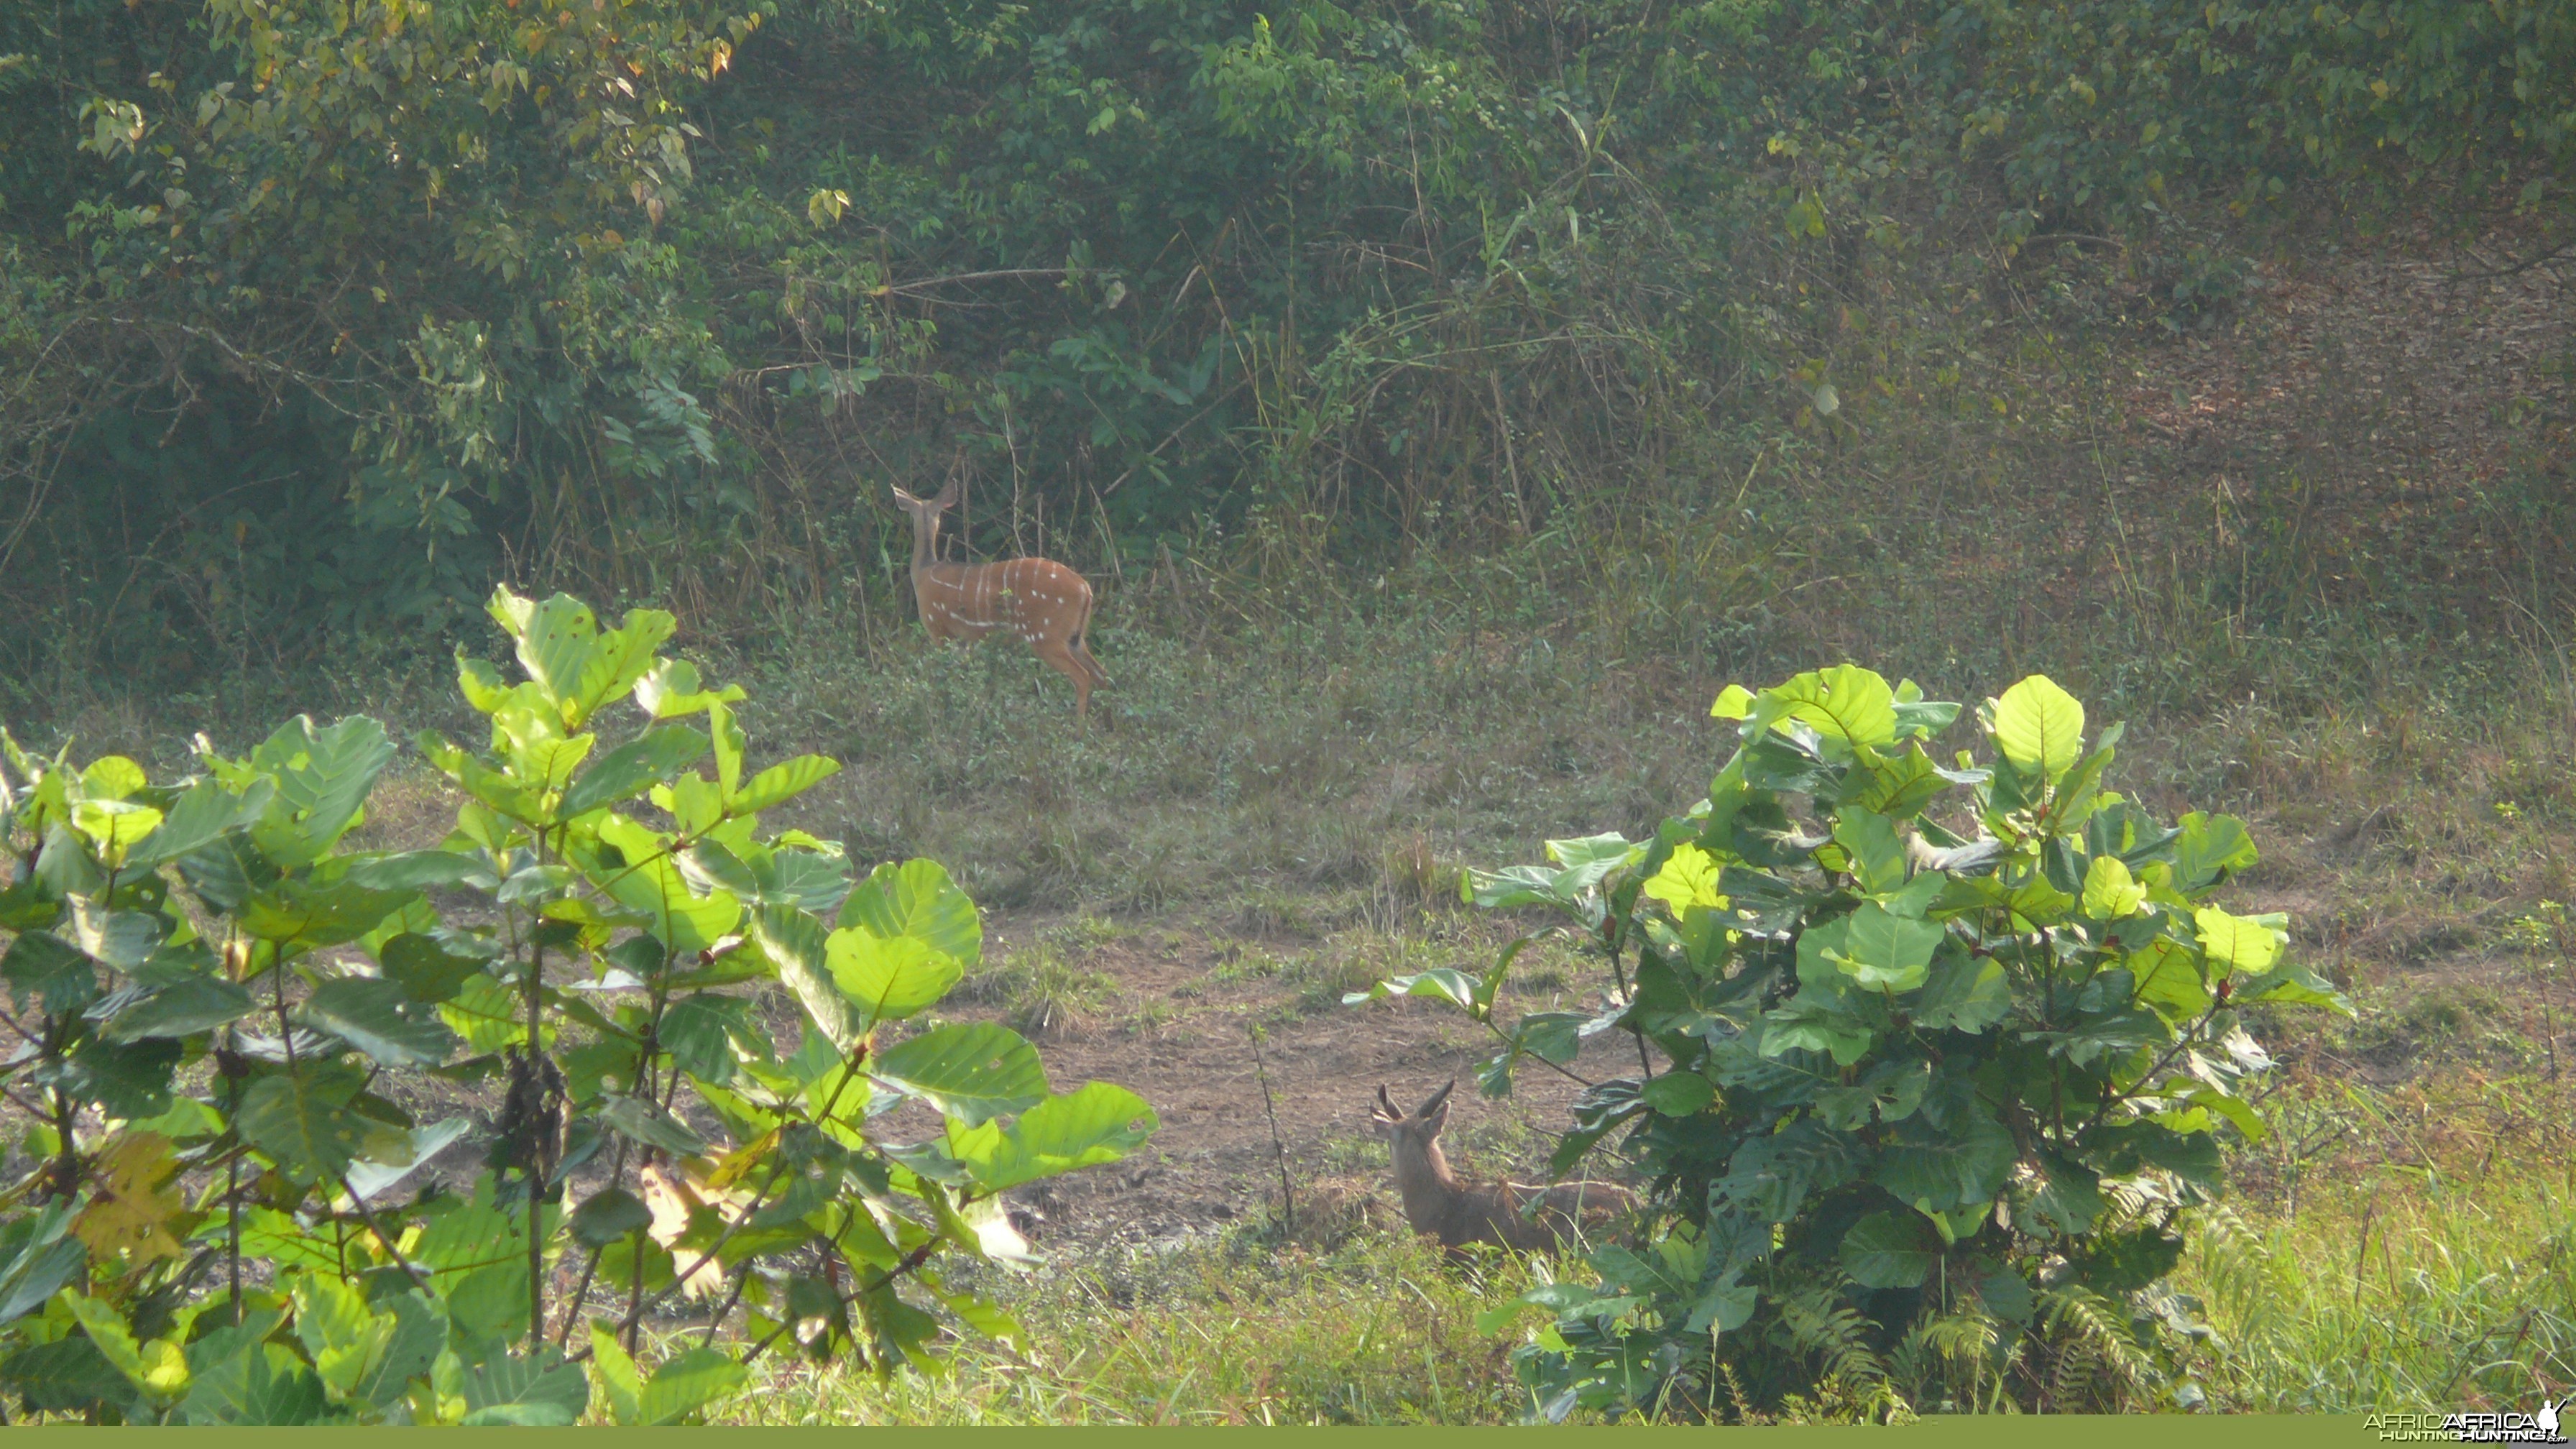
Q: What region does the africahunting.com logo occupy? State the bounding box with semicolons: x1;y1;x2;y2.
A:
2367;1396;2571;1443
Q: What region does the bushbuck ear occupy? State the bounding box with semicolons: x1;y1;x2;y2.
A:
1416;1079;1456;1118
890;486;920;506
929;475;962;510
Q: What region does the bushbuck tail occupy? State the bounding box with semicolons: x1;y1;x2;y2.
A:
1370;1080;1637;1255
889;477;1108;720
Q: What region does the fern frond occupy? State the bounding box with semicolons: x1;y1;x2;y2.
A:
2038;1283;2157;1410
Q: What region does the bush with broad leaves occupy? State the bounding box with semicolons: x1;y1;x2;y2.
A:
0;586;1153;1423
1352;666;2347;1419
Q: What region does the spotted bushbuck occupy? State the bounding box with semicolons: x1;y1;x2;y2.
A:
1370;1080;1637;1254
890;477;1108;720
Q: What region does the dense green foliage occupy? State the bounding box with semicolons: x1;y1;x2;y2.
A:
0;586;1151;1422
1358;666;2348;1417
2;0;2569;680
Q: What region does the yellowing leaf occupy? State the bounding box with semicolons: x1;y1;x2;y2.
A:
638;1162;748;1301
1642;843;1728;914
1710;684;1755;720
72;799;163;863
2194;906;2286;977
73;1133;185;1266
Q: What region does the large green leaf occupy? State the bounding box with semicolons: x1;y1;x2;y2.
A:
245;715;396;869
869;1021;1049;1126
2193;906;2284;977
1826;902;1944;991
2129;939;2213;1021
826;927;960;1024
31;1037;181;1118
101;975;257;1042
1828;806;1907;893
2171;811;2258;890
1341;967;1485;1013
298;976;461;1067
341;849;480;892
596;1093;710;1158
945;1082;1156;1192
239;876;420;952
589;815;741;955
459;1347;592;1427
73;798;162;863
837;858;982;972
236;1066;368;1179
1714;1122;1859;1222
2235;958;2352;1013
338;1289;447;1411
342;1118;472;1205
378;931;498;1005
1;929;92;1013
1753;665;1898;750
6;1333;138;1415
729;754;841;816
2080;854;2147;920
490;587;676;731
66;900;165;970
589;1330;745;1427
752;845;852;917
177;1320;326;1425
557;724;709;820
1839;1211;1936;1289
753;904;864;1052
126;776;272;870
632;658;744;721
570;1188;655;1248
1872;1110;2016;1212
1906;952;2011;1032
659;994;750;1085
0;1207;87;1326
1990;674;2085;781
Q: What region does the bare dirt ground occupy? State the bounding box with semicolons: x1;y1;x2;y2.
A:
947;914;1634;1250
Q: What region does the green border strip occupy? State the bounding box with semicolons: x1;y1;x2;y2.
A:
1;1414;2378;1444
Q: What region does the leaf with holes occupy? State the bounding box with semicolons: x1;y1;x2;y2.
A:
70;1133;184;1267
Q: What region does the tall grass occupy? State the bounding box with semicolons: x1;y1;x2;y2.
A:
717;1230;1554;1426
2185;1079;2576;1413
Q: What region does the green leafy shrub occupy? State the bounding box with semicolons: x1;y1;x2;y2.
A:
0;586;1154;1423
1353;666;2348;1418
